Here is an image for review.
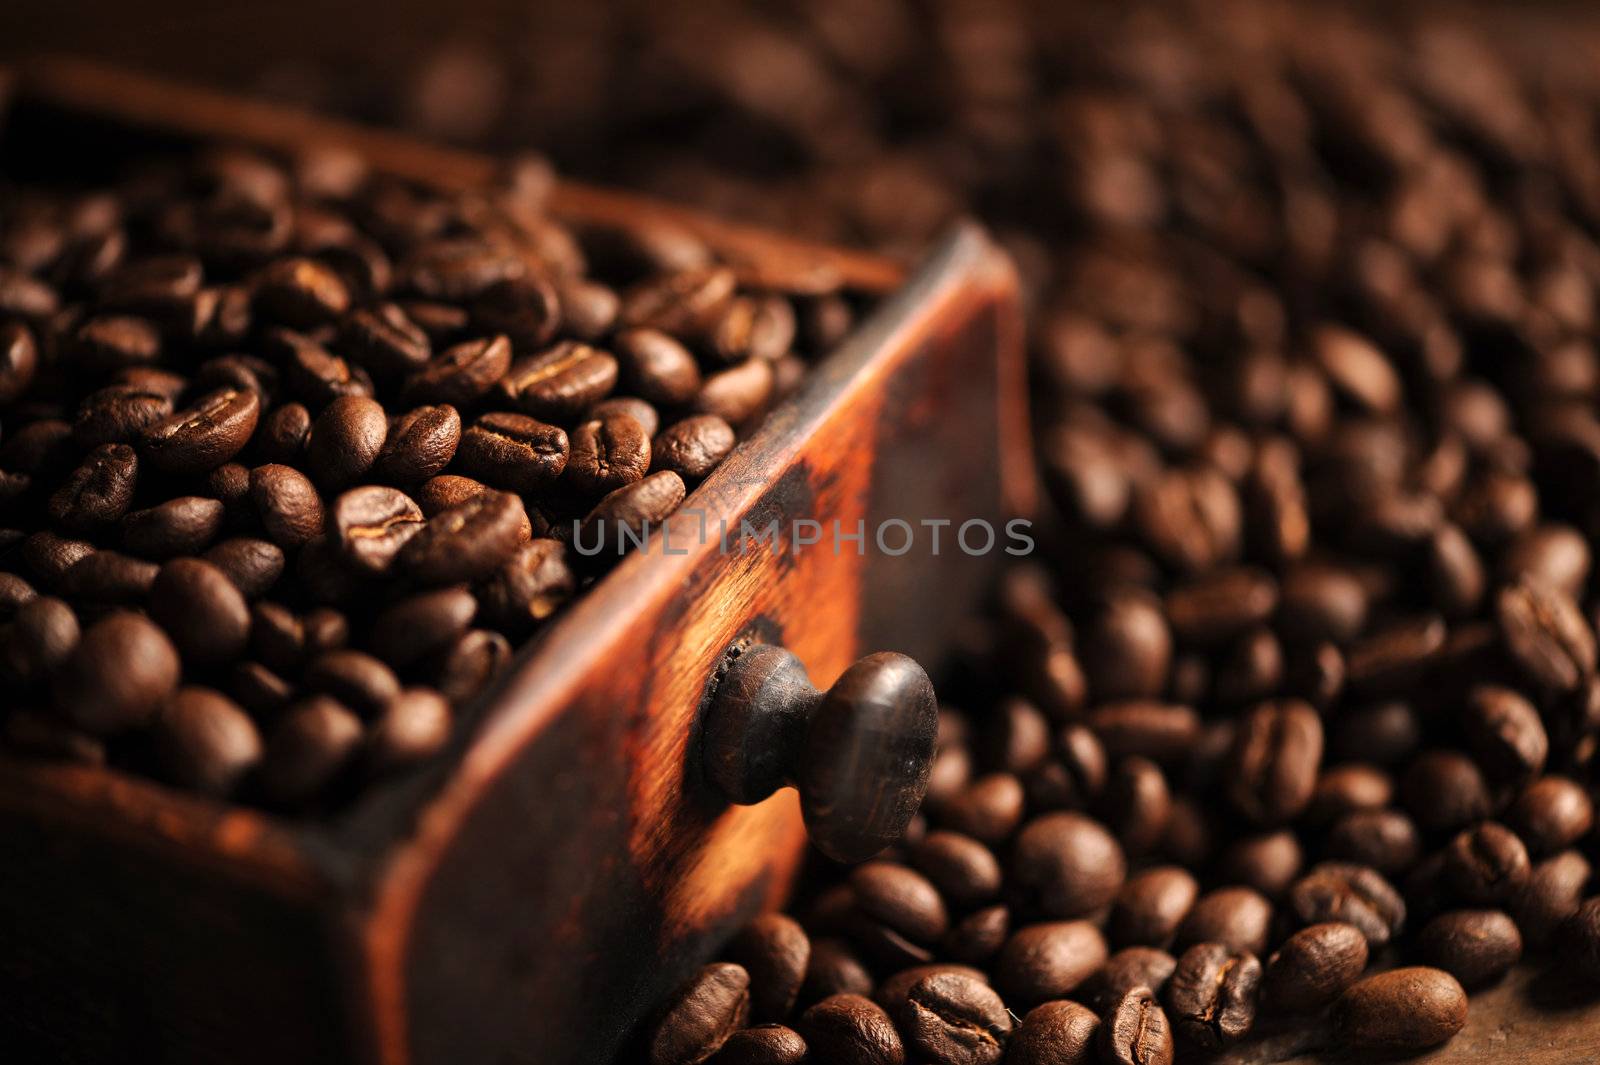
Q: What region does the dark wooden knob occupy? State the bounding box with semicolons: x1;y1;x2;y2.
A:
703;644;938;863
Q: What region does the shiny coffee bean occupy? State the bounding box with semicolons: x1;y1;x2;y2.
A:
1225;699;1323;825
1099;985;1173;1065
725;914;811;1024
615;328;702;405
52;611;180;734
503;341;619;422
798;993;902;1065
330;486;425;573
366;688;453;773
654;415;737;483
306;395;388;489
1004;1001;1097;1065
122;496;225;558
201;537;285;599
404;334;512;408
1011;812;1126;918
48;443;138;532
455;412;570;493
565;413;650;496
898;971;1010;1065
0;596;79;689
152;687;262;796
1263;921;1368;1013
149;558;252;668
400;490;528;584
1334;967;1467;1054
140;387;261;474
1163;942;1260;1050
257;695;364;804
1287;862;1405;946
304;649;401;717
1417;909;1521;989
372;404;460;484
250;464;324;548
993;920;1106;1006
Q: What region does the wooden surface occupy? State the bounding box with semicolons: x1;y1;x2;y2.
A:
0;61;1029;1065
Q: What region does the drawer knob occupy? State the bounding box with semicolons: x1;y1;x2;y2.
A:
703;644;938;863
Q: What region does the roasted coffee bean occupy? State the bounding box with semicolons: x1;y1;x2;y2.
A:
1334;967;1467;1054
1099;985;1173;1065
1163;942;1260;1051
307;395;388;489
367;587;476;669
1417;909;1521;989
372;404;460;484
1084;702;1200;765
709;295;795;365
1287;863;1405;946
1345;615;1448;694
909;832;1002;911
1442;822;1530;906
797;993;902;1065
993;921;1106;1005
330;486;425;573
400;490;527;584
591;395;659;437
1004;1001;1098;1065
1277;564;1368;643
897;971;1010;1065
253;256;350;327
694;358;776;427
1497;578;1596;693
1110;867;1197;949
471;275;561;349
72;384;174;447
503;341;619;422
228;660;294;717
615;328;702;405
338;303;432;378
725;915;810;1024
152;687;263;796
1507;776;1593;856
942;906;1009;963
140;388;261;474
304;649;401;717
366;688;453;772
455;412;570;493
1175;887;1273;957
1517;850;1590;948
653;415;736;482
404;334;512;408
51;611;180;734
149;558;252;668
1262;921;1368;1013
710;1026;806;1065
937;774;1025;844
1401;750;1492;832
275;330;372;407
1305;763;1392;824
201;537;285;599
1084;590;1170;701
207;462;254;529
1085;947;1177;1013
122;496;225;558
0;574;39;619
565;413;650;496
1217;831;1303;897
48;443;138;532
249;464;325;548
417;473;490;515
0;596;79;688
1501;524;1590;598
475;538;574;635
1324;809;1420;874
257;695;364;804
622;266;738;335
1225;699;1323;824
0;322;38;404
1011;812;1125;918
20;532;94;589
57;550;159;604
577;470;686;557
428;628;512;705
1164;568;1277;646
71;315;159;372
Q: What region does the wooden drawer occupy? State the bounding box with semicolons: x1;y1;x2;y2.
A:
0;59;1031;1065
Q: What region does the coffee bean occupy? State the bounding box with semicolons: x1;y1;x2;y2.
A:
577;470;686;558
709;1026;806;1065
725;914;811;1024
502;341;619;422
1099;985;1173;1065
653;415;736;482
1163;942;1260;1050
1084;702;1200;765
52;611;180;734
909;832;1002;911
1085;947;1177;1013
1517;850;1590;948
1417;909;1521;988
0;596;79;688
1164;568;1277;645
1287;862;1405;945
1011;812;1125;918
257;695;364;804
993;920;1106;1005
122;496;225;558
622;267;738;335
276;330;372;407
1262;921;1368;1013
616;329;702;405
1401;750;1492;832
1442;821;1530;905
1507;776;1593;855
1497;577;1596;693
372;404;460;484
0;574;39;620
428;628;511;705
49;443;138;532
1277;564;1369;643
1110;866;1197;948
456;412;570;493
1324;809;1420;874
798;993;903;1065
1501;524;1590;598
1084;590;1170;701
250;464;324;548
404;334;512;408
338;303;432;378
253;256;350;327
942;906;1009;963
57;550;159;604
1225;699;1323;824
1175;887;1273;956
1334;967;1466;1054
71;315;159;372
936;773;1025;844
554;276;620;341
565;413;650;496
400;490;527;584
708;295;795;365
1217;831;1303;897
1305;763;1392;825
367;587;477;669
898;971;1010;1065
330;485;425;573
474;538;575;636
1004;1000;1098;1065
149;558;252;667
417;473;491;515
1345;615;1448;694
201;537;285;598
304;649;401;716
472;276;561;349
72;384;174;447
140;387;261;474
307;395;388;489
152;687;263;796
366;688;453;772
694;358;775;426
0;322;38;404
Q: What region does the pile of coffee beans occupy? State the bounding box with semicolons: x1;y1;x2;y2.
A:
0;142;857;808
641;5;1600;1063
